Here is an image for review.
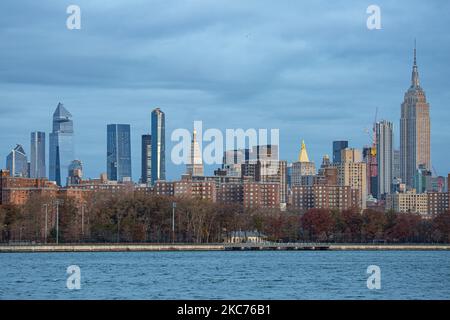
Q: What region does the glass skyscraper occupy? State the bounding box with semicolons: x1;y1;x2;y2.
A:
49;103;74;186
6;144;28;177
332;140;348;164
30;131;46;178
107;124;132;182
151;108;165;184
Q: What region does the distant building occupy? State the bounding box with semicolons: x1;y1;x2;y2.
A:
0;170;58;205
291;140;316;186
141;134;151;184
174;180;216;202
217;182;244;204
413;164;432;194
427;192;449;215
376;120;393;198
222;149;250;177
225;231;267;243
6;144;28;178
151;108;165;184
392;149;401;180
386;191;429;215
400;45;431;187
333;148;367;209
153;181;175;196
30;131;46;178
363;146;377;198
291;185;360;211
186;129;204;176
107;124;132;182
243;182;280;209
332;140;348;164
49;103;74;186
67;160;83;186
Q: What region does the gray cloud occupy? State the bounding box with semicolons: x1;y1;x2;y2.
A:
0;0;449;179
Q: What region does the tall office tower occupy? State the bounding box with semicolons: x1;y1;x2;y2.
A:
376;120;393;199
332;140;348;164
413;164;432;193
222;148;250;177
392;149;401;180
151;108;165;184
334;148;367;209
291;140;316;186
250;145;280;181
141;134;152;185
67;160;83;185
363;147;377;198
186;129;204;176
400;44;431;187
30;131;46;178
258;160;287;205
6;144;28;177
49;103;74;186
107;124;132;182
341;148;362;163
250;144;279;161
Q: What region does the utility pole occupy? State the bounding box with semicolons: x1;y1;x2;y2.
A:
172;202;176;243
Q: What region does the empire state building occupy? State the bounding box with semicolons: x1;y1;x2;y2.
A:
400;44;431;187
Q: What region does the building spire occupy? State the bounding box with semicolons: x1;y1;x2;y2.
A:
411;39;420;88
298;139;310;162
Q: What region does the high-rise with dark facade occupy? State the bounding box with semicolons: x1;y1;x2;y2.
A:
30;131;46;178
333;141;348;164
151;108;165;184
376;120;393;198
141;134;151;184
107;124;132;182
400;44;431;187
49;103;74;186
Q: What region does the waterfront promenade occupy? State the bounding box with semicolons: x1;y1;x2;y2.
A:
1;243;450;252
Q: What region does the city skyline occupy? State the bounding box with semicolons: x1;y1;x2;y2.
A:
1;1;449;182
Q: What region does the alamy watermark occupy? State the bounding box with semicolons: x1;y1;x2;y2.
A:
366;5;381;30
366;265;381;290
171;121;279;167
66;265;81;290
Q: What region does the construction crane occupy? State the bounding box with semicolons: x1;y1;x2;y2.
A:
371;107;378;157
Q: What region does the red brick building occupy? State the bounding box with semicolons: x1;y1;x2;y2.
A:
0;170;58;205
243;182;280;209
291;185;359;211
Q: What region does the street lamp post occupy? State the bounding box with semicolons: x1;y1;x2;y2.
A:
43;204;48;244
81;203;85;239
172;202;176;243
56;200;60;245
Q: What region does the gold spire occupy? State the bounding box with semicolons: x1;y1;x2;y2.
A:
298;140;310;162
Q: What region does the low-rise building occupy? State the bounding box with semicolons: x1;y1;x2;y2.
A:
291;185;359;211
0;169;58;205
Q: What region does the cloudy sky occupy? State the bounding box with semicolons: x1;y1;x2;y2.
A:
1;0;449;181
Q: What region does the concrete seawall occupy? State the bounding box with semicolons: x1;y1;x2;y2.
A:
1;243;450;253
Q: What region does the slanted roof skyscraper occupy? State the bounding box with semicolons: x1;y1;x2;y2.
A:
49;103;74;186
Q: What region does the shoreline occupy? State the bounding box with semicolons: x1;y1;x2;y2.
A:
1;243;450;253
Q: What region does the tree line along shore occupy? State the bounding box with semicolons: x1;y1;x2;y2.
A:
1;191;450;244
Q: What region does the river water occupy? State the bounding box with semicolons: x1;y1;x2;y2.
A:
0;251;449;299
